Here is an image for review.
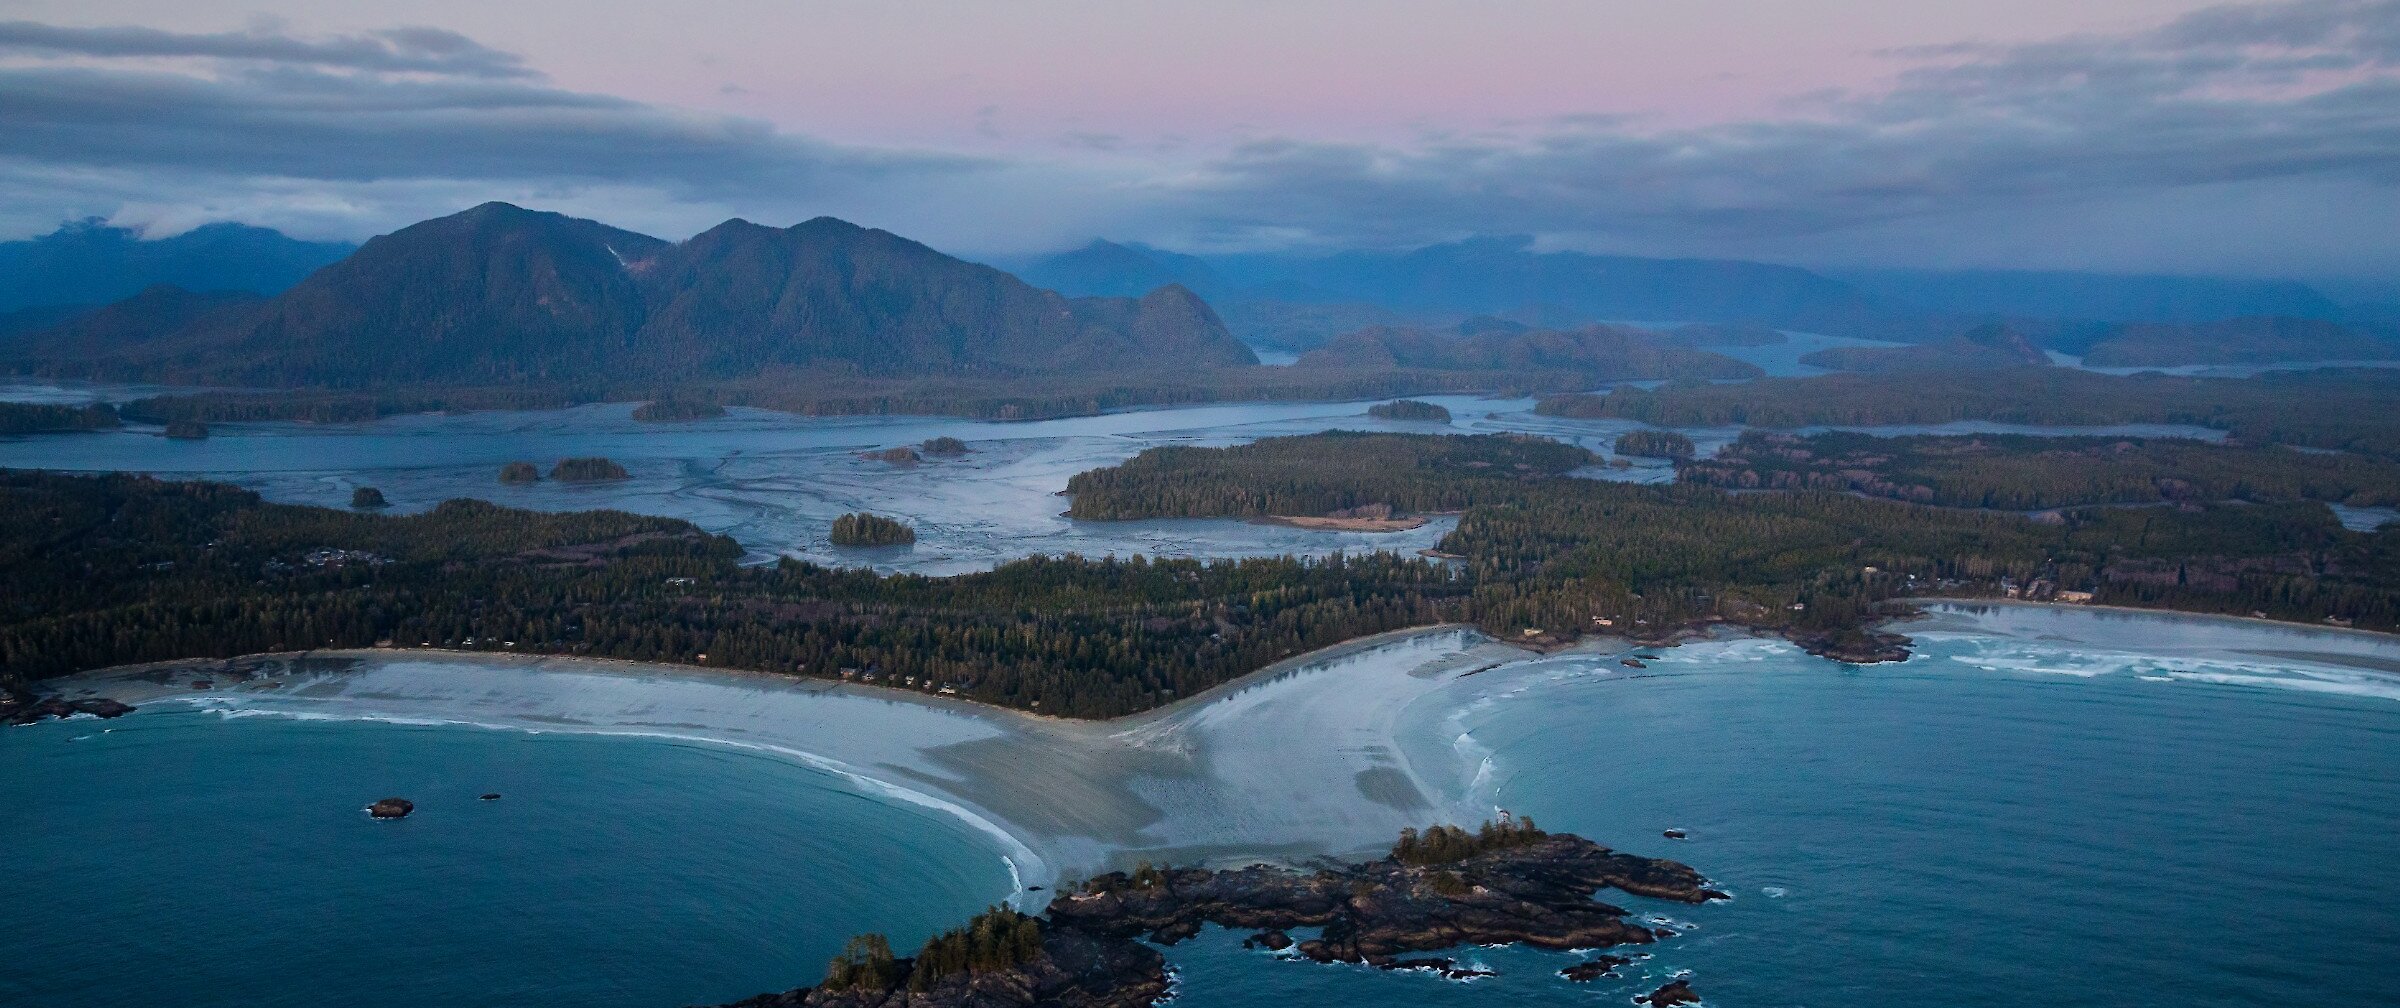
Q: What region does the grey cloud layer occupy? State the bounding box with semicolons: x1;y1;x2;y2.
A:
0;2;2394;273
0;21;534;78
1169;0;2400;260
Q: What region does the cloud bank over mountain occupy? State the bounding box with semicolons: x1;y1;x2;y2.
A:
0;1;2394;277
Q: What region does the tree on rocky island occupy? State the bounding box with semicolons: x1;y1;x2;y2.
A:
921;436;971;456
1614;429;1696;460
350;486;388;509
1392;817;1545;865
820;933;898;993
830;512;916;547
549;457;630;482
498;461;541;483
1368;399;1452;423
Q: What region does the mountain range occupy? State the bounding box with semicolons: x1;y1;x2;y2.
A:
7;204;1254;386
0;220;353;315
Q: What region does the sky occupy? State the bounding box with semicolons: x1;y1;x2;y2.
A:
1;0;2396;280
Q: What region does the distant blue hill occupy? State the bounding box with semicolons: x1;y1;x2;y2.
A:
0;220;356;315
1834;268;2340;324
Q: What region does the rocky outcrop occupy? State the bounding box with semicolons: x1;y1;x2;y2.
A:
712;831;1720;1008
1;688;135;725
367;798;414;819
1559;955;1631;982
1788;626;1912;664
1639;979;1701;1005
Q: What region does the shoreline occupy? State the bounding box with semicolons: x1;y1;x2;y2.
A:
38;605;2399;900
50;625;1573;894
1905;596;2400;643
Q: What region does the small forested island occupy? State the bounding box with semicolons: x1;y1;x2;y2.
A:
549;457;630;482
1064;431;1595;521
0;401;120;435
921;436;971;456
1368;399;1452;422
720;821;1721;1008
830;512;917;547
350;486;388;509
162;419;209;440
1614;429;1696;460
498;461;542;483
632;398;728;422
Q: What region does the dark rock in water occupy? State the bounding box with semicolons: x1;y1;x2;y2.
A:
711;830;1715;1008
72;698;135;718
861;446;921;465
1635;654;1662;660
498;461;541;483
2;690;135;724
350;486;388;509
1663;829;1687;840
367;797;414;819
550;456;630;482
1243;928;1293;951
190;680;212;689
479;793;501;801
162;419;208;439
1638;979;1701;1005
1024;885;1044;892
1559;955;1631;982
1622;658;1647;668
1382;956;1494;980
920;436;971;456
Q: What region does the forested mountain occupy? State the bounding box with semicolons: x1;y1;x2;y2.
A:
632;218;1250;375
2078;316;2397;367
0;220;353;315
5;285;264;367
1296;322;1760;380
1014;239;1231;299
5;204;1252;386
1020;235;1880;346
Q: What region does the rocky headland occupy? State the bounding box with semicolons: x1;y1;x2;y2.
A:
714;824;1720;1008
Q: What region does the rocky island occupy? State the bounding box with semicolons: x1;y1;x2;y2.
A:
1368;398;1452;423
550;457;631;482
633;398;730;422
718;821;1720;1008
830;512;917;547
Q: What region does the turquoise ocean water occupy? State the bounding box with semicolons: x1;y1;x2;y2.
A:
6;622;2397;1007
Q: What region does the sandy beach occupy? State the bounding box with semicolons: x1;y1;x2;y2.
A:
50;626;1614;893
44;603;2400;899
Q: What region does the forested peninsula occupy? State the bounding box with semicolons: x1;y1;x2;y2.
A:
1540;367;2400;459
8;426;2394;719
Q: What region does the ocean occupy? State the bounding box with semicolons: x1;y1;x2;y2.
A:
6;607;2395;1007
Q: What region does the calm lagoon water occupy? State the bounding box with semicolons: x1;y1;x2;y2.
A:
7;608;2396;1008
0;390;2230;573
